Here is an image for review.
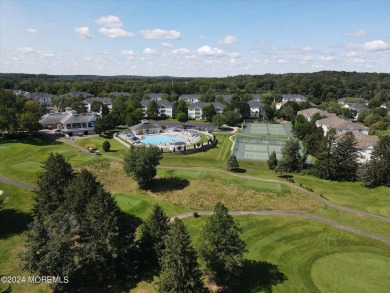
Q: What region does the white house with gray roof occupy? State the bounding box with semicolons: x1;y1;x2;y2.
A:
179;94;201;104
83;97;113;112
140;99;173;117
40;108;99;136
341;103;369;119
315;116;369;135
248;100;265;118
14;91;56;106
335;131;378;162
188;102;226;120
276;94;308;110
147;93;164;100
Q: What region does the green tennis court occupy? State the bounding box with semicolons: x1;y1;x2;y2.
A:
241;121;293;137
244;152;269;160
232;121;295;161
245;145;268;152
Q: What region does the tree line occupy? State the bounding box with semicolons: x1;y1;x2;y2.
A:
1;71;390;104
23;153;249;292
266;115;390;187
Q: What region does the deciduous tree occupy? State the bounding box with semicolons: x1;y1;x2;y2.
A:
275;138;302;174
124;146;163;188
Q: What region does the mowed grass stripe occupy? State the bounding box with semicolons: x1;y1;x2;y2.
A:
184;215;390;293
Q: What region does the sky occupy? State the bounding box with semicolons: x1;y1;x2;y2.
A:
0;0;389;77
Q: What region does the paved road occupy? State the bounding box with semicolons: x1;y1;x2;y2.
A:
170;210;390;244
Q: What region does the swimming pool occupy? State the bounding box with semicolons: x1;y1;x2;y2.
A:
140;135;185;145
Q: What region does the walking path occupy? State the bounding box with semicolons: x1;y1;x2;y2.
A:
170;210;390;244
0;175;35;190
1;136;389;244
158;166;390;223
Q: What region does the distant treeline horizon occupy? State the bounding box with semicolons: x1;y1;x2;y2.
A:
1;71;390;103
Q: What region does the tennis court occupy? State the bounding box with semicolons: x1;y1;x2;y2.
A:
231;121;296;161
232;135;288;161
241;121;292;137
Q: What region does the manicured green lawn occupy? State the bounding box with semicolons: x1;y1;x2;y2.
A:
75;134;129;159
1;133;390;293
0;136;106;184
114;192;191;221
134;215;390;293
311;252;390;293
160;133;233;169
0;182;49;293
294;174;390;218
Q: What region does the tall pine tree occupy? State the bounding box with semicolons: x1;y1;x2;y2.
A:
361;135;390;187
315;129;338;180
333;131;358;181
139;204;170;267
24;156;135;291
199;203;247;289
158;218;204;293
34;152;74;217
226;155;239;172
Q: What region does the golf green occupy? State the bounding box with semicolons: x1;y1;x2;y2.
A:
311;252;390;293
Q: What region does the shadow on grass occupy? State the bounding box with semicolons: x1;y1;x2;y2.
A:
234;168;247;173
0;133;62;146
0;209;32;239
147;177;190;192
278;174;295;183
233;260;288;293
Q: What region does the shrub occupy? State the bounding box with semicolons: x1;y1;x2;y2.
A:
102;140;111;152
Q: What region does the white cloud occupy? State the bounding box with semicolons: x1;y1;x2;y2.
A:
161;42;174;48
198;45;224;56
171;48;192;56
143;48;158;55
302;56;312;61
96;15;133;38
217;35;238;45
346;51;359;57
141;29;181;40
17;47;54;58
120;50;135;58
345;29;368;38
95;15;123;28
18;47;35;53
197;45;240;58
98;27;134;38
319;56;335;62
302;46;312;52
353;58;366;64
27;28;37;34
362;40;389;51
75;27;92;39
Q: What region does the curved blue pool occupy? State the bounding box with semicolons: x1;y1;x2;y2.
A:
140;135;185;145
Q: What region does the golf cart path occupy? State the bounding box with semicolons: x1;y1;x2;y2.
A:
158;165;390;223
0;175;35;189
59;137;390;223
170;210;390;244
0;173;389;244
